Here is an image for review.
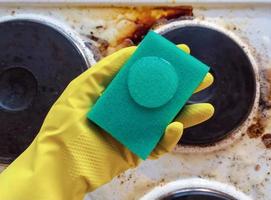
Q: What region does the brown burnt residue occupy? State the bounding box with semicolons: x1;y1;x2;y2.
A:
87;6;193;57
86;33;109;60
88;33;109;53
255;164;261;171
262;134;271;148
247;68;271;141
126;6;193;45
260;68;271;109
247;116;265;138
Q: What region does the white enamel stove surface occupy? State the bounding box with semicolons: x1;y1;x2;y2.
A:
0;2;270;200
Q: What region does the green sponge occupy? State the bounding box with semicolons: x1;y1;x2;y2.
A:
88;31;209;159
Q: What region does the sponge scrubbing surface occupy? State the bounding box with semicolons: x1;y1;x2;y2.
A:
127;56;179;108
88;31;209;159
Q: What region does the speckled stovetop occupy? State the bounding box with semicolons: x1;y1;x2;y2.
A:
0;3;270;200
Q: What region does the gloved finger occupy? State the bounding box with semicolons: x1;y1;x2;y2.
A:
177;44;190;54
175;103;214;129
150;103;214;159
149;122;183;159
193;73;214;94
177;44;214;94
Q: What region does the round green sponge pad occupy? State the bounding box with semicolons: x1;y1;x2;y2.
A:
127;56;179;108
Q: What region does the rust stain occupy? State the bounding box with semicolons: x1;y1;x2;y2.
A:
125;6;193;45
255;164;261;171
260;68;271;109
87;33;109;53
87;6;193;56
262;134;271;148
247;68;271;143
247;116;265;138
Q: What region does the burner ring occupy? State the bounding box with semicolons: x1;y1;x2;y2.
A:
155;20;259;153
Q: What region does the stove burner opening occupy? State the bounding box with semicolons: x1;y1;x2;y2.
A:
159;24;257;147
0;67;37;111
0;18;89;164
161;188;237;200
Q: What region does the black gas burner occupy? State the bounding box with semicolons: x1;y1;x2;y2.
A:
161;188;237;200
0;20;88;164
161;25;256;145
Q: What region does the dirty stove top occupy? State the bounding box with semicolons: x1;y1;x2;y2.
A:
0;2;270;200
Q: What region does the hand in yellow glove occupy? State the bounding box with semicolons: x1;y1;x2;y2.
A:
0;45;214;200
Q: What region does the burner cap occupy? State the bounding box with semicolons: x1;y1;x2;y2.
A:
161;25;256;145
162;188;237;200
0;19;89;164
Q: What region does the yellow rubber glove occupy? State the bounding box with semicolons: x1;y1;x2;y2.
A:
0;45;214;200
